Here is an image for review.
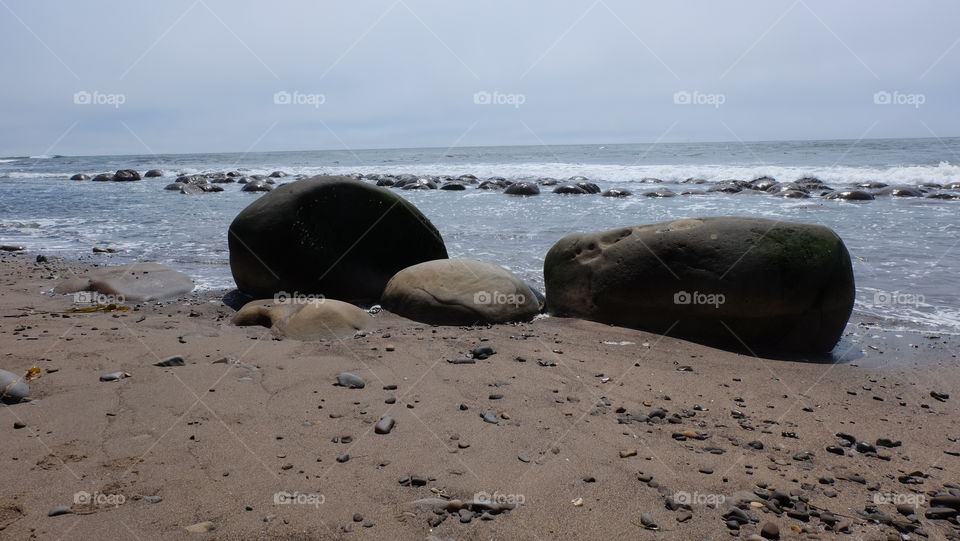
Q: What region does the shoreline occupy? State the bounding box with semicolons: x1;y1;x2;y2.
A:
2;251;959;539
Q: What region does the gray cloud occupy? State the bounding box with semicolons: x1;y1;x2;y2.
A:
1;0;957;156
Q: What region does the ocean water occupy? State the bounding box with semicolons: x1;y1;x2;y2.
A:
1;137;959;335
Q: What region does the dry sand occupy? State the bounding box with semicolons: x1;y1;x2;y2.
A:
1;250;959;540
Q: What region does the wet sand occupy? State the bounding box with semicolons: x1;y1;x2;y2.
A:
1;250;959;540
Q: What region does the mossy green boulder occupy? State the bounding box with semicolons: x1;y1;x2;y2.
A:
544;217;854;353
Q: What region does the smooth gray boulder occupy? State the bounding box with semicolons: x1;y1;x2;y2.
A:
382;259;539;325
53;263;194;302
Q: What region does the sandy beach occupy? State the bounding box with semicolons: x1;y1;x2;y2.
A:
1;250;958;540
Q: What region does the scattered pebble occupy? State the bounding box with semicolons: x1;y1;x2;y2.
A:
336;373;365;389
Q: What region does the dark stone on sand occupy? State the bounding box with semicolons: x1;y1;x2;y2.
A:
876;438;901;448
747;441;764;450
544;217;855;353
144;169;164;177
48;505;72;517
335;373;365;389
931;495;960;510
70;173;89;180
448;357;476;364
925;507;958;520
154;356;185;367
228;176;447;304
931;391;949;401
855;441;877;454
374;415;395;434
760;522;780;540
481;411;499;424
336;453;350;463
825;445;845;456
472;346;495;359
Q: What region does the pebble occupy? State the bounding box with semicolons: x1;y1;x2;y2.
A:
930;391;949;401
154;355;185;367
99;371;130;382
619;449;638;458
488;393;503;400
760;522;780;539
448;357;476;364
374;415;395;434
47;505;72;517
481;411;499;424
353;513;363;522
640;513;657;529
676;509;692;522
459;509;474;523
144;495;163;504
13;421;25;429
336;373;365;388
385;344;395;352
925;507;958;520
747;441;764;450
518;454;530;463
471;346;495;359
336;454;350;463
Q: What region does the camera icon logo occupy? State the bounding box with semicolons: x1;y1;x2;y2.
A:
473;291;492;305
473;91;492;105
274;91;292;105
73;91;92;105
873;91;892;105
74;491;91;504
673;291;692;304
673;91;691;105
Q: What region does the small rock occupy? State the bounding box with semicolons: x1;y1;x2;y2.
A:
930;391;949;402
760;522;780;539
13;421;26;429
184;521;216;533
154;356;185;367
619;449;638;458
336;373;365;388
47;505;72;517
481;411;499;424
99;371;130;382
144;495;163;504
374;415;395;434
336;454;350;463
471;346;495;360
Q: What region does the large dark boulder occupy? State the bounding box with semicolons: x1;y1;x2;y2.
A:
544;217;854;353
504;182;540;196
228;175;448;304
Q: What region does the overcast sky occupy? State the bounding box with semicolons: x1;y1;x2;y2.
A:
1;0;957;156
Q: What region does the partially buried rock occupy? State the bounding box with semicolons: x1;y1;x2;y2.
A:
112;169;141;181
144;169;164;178
70;173;89;181
229;176;448;304
374;415;395;434
231;298;374;340
154;356;185;367
544;217;855;353
54;263;194;302
504;182;540;196
0;368;29;404
184;521;216;533
381;259;540;325
335;373;365;389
